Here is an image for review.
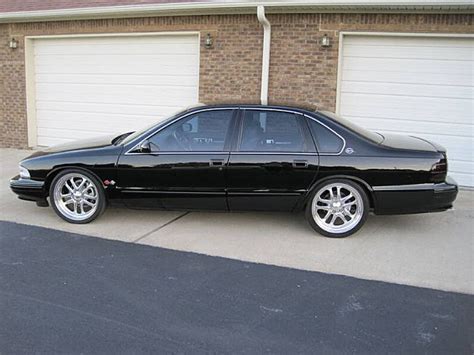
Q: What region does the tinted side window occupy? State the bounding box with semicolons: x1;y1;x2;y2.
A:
239;110;305;152
308;119;344;154
149;110;233;152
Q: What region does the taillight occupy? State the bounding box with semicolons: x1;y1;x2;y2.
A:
431;155;447;174
431;154;447;182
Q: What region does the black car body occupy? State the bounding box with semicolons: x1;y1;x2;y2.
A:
10;105;458;237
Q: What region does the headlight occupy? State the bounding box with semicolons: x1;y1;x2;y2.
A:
19;166;30;179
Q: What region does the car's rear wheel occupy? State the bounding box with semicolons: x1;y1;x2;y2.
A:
50;169;106;224
306;179;369;238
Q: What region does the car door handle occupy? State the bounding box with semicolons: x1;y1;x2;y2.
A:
292;160;308;168
209;159;225;167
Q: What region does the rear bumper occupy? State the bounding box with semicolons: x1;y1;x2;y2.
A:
10;175;47;202
373;177;458;215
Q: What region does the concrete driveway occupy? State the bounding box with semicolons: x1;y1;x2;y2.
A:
1;148;473;294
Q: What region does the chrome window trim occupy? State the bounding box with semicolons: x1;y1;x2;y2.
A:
230;152;316;156
123;151;230;156
304;114;346;156
239;107;305;115
124;107;346;156
124;107;239;155
123;151;317;156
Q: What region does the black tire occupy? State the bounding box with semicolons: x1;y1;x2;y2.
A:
49;169;106;224
305;179;369;238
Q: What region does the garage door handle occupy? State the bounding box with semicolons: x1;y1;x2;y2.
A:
293;160;308;168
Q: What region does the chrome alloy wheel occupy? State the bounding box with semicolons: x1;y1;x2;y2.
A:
311;182;364;234
53;173;99;221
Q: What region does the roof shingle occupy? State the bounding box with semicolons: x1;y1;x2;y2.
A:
0;0;199;13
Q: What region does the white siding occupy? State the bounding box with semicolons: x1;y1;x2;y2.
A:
339;35;474;187
33;34;200;147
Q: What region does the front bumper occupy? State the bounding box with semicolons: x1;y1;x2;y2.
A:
10;175;47;202
373;176;458;215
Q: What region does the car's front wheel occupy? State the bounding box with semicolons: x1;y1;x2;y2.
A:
306;179;369;238
50;169;106;224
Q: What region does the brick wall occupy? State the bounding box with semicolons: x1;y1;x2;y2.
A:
0;13;472;148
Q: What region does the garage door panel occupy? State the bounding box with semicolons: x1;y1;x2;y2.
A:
343;115;473;138
340;35;474;186
448;172;473;187
343;44;473;61
36;84;198;106
37;118;160;139
33;34;199;147
341;81;473;100
342;70;473;87
345;35;473;48
37;111;161;129
37;122;154;139
35;60;198;76
343;57;471;75
378;133;472;163
35;42;198;56
36;100;181;117
35;53;198;68
36;73;198;86
37;102;167;117
37;116;162;135
450;160;474;175
37;136;78;146
37;126;115;139
340;93;473;124
339;103;472;125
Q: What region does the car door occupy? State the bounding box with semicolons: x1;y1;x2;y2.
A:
116;108;237;210
227;108;319;211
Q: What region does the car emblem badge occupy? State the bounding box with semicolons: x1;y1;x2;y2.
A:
345;148;354;155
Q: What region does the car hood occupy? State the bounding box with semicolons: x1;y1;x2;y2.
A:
380;133;446;153
26;135;117;159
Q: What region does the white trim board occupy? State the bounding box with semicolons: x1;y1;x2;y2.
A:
1;1;473;23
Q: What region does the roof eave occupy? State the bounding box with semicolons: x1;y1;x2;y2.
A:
0;2;473;24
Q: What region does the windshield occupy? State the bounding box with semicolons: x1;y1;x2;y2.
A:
318;111;384;144
119;108;188;146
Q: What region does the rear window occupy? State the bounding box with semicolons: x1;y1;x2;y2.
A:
318;111;384;144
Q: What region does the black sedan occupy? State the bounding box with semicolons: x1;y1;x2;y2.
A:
10;105;458;238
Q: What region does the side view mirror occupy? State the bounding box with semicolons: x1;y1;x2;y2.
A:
139;140;152;153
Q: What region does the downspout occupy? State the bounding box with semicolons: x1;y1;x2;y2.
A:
257;5;271;106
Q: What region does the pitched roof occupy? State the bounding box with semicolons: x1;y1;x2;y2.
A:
0;0;199;13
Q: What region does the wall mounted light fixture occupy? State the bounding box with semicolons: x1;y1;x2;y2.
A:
9;38;18;49
205;33;213;49
320;34;331;48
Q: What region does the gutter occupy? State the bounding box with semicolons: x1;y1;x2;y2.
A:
257;6;271;106
0;1;473;23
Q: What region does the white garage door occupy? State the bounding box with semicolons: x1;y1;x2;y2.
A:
33;34;199;147
339;35;474;187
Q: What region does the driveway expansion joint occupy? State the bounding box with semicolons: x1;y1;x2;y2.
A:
132;212;190;243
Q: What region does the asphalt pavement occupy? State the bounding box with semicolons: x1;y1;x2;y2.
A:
1;221;472;354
